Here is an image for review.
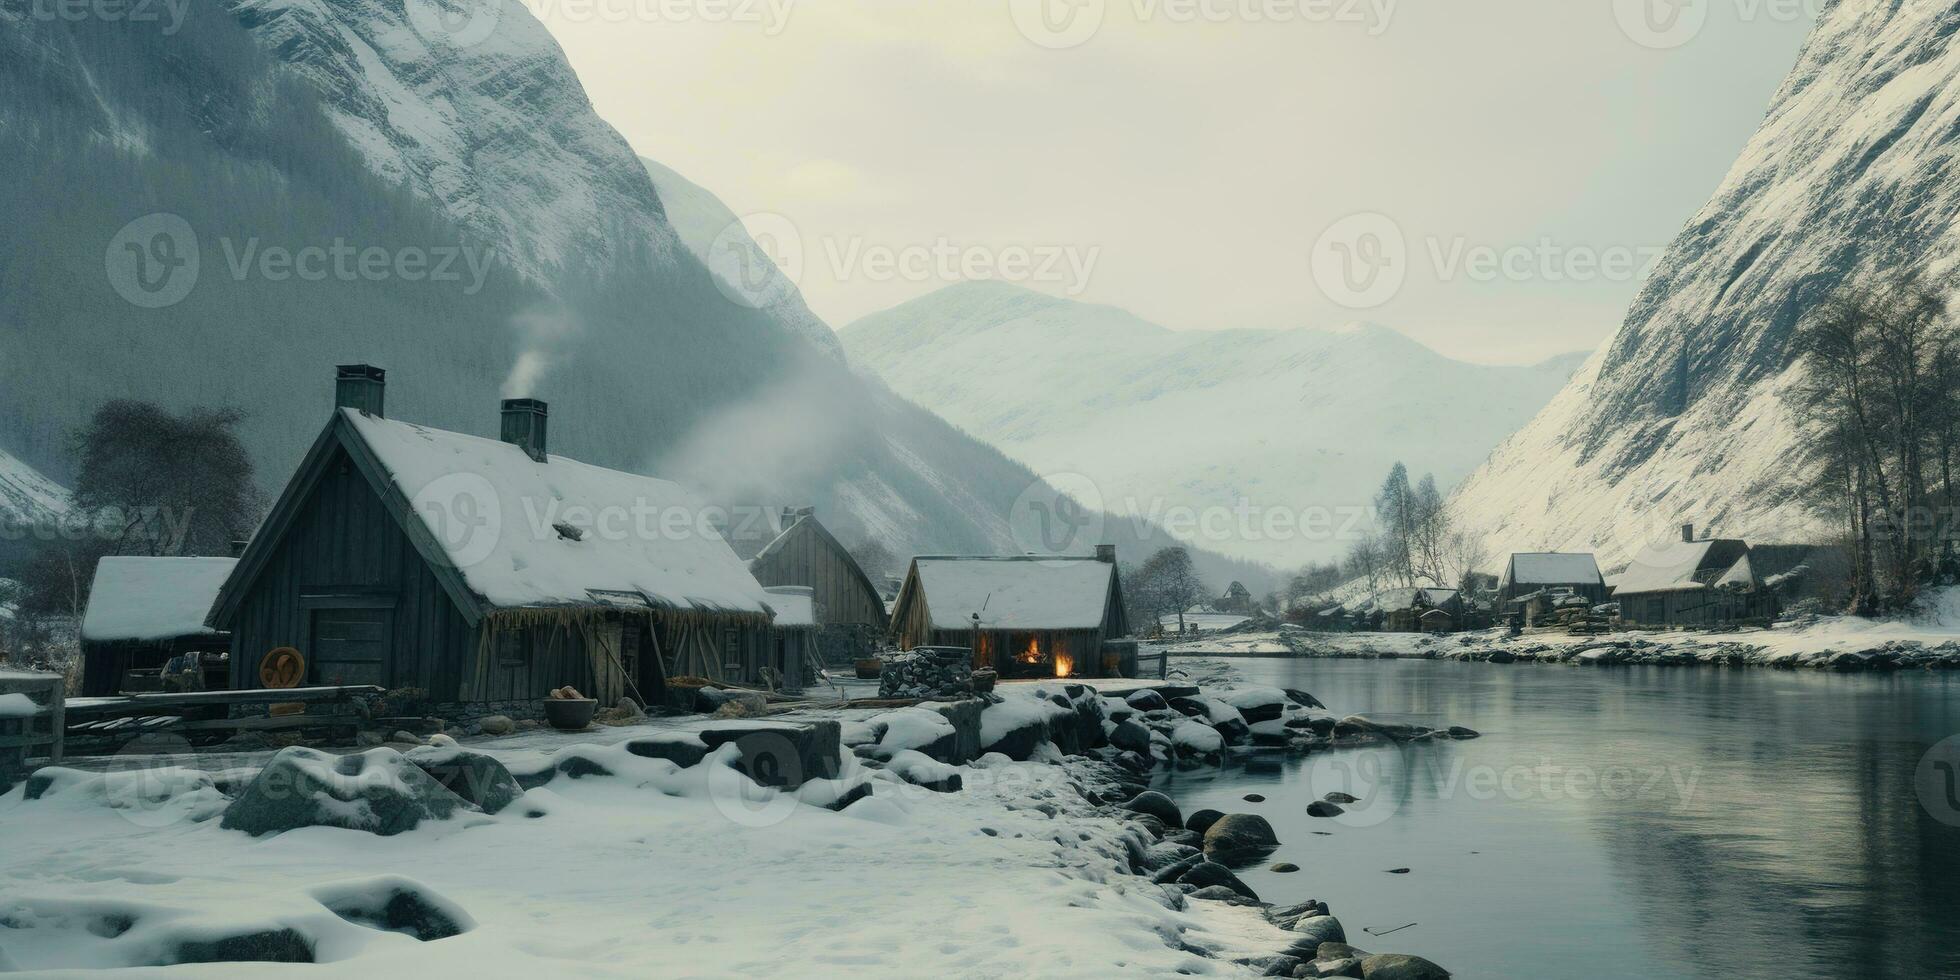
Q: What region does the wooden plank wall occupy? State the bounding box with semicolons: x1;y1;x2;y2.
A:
748;522;886;628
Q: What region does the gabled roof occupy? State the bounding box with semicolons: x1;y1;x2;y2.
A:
1614;538;1751;595
83;557;237;643
211;409;773;629
1369;587;1461;612
899;556;1123;632
1500;553;1604;588
1715;554;1757;589
763;586;816;628
748;512;885;612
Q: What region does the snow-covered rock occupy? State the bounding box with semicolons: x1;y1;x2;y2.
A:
221;747;471;837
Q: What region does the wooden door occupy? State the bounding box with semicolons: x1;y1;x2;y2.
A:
310;607;392;687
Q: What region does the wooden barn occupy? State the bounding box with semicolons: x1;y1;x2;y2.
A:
889;549;1131;679
79;556;237;696
1372;587;1464;633
1613;526;1777;627
747;507;888;663
206;366;789;717
1496;553;1607;609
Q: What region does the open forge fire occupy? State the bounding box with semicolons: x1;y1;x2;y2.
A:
1018;636;1073;678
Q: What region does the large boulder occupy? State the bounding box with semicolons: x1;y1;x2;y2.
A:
1185;808;1225;835
1109;719;1153;754
1203;812;1279;862
1125;690;1170;712
221;747;470;837
403;746;523;815
1358;953;1450;979
624;732;711;768
1177;861;1258;901
1120;790;1183;828
697;721;842;789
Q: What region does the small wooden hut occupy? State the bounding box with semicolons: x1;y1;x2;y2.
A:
889;550;1130;679
747;508;888;663
1613;526;1777;627
80;556;237;696
207;366;785;719
1496;553;1607;610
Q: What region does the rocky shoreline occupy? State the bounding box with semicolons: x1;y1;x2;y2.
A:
1168;622;1960;672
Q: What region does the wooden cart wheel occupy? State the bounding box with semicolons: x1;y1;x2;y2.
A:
259;647;306;689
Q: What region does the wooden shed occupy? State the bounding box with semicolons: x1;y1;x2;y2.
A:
1612;527;1777;627
1372;587;1464;633
747;508;888;663
207;366;785;719
1496;553;1607;609
79;556;237;696
889;551;1130;679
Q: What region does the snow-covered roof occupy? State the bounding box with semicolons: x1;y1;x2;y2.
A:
1502;552;1603;587
912;557;1117;631
1368;587;1460;612
81;556;238;643
1614;539;1752;595
763;587;816;629
345;411;772;618
1715;554;1757;589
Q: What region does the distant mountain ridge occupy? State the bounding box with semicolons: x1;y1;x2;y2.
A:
844;281;1585;567
1450;0;1960;569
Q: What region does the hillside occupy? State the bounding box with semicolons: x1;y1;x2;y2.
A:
1450;0;1960;569
844;282;1584;566
0;4;1271;591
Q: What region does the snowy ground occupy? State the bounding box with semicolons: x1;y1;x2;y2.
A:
0;688;1302;976
1162;587;1960;669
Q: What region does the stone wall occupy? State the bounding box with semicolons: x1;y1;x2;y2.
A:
879;648;973;700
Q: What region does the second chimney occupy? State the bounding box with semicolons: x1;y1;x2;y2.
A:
1095;544;1117;564
501;398;549;463
1681;523;1696;543
335;364;385;417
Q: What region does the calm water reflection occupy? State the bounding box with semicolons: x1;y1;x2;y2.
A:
1151;658;1960;979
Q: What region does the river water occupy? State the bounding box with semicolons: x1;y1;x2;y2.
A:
1150;658;1960;979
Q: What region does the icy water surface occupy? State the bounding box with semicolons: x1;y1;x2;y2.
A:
1151;658;1960;979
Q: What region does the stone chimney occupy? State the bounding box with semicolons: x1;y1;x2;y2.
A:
500;398;549;463
1095;544;1117;564
335;364;385;417
1681;523;1696;543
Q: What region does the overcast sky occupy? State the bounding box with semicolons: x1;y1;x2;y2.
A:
533;0;1816;364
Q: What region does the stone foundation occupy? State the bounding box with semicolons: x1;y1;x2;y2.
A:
879;648;974;700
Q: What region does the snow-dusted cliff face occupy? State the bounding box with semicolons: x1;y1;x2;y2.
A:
1452;0;1960;569
845;282;1583;566
0;450;69;533
227;0;678;279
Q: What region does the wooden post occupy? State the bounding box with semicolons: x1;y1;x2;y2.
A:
48;677;64;764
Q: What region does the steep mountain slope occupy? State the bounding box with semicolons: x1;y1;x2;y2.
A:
1450;0;1960;570
640;156;843;359
0;4;1271;590
844;282;1584;566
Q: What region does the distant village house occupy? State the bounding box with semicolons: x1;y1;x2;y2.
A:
80;556;237;696
889;549;1131;679
1611;525;1777;627
745;507;889;665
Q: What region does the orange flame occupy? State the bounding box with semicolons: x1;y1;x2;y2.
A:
1054;650;1073;678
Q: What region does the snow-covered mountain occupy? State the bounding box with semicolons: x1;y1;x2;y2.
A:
0;3;1272;591
1450;0;1960;571
843;282;1584;567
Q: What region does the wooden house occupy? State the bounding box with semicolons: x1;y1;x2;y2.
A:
1372;587;1464;633
206;366;787;718
1496;553;1607;610
1612;525;1777;627
747;507;888;663
79;556;237;696
889;549;1130;679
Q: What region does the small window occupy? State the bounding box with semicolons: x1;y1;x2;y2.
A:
496;628;528;667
